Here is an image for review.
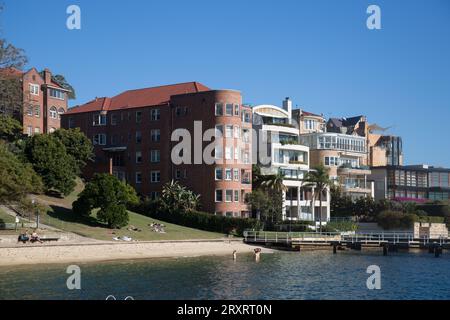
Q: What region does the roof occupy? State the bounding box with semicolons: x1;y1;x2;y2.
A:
0;67;24;78
301;110;322;117
66;81;210;115
329;115;365;128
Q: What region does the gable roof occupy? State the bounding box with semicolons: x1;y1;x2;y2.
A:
66;81;210;115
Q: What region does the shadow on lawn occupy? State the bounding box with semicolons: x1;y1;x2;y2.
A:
47;205;106;228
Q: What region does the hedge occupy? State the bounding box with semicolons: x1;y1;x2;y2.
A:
416;204;450;217
130;201;261;236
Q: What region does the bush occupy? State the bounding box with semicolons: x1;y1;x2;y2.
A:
272;221;314;232
97;204;129;229
325;221;358;232
131;201;261;236
376;210;417;230
417;204;450;217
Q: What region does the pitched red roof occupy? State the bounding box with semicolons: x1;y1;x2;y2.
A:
0;67;24;78
66;81;210;114
302;110;322;117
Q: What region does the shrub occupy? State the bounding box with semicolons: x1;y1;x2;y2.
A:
376;210;417;230
97;204;129;229
417;204;450;217
131;201;261;236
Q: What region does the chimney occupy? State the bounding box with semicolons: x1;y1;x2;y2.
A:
43;68;52;84
282;97;292;121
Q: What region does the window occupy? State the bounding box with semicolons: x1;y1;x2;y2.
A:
225;103;233;116
26;105;33;116
175;107;183;117
135;172;142;184
215;190;223;202
151;171;161;183
234;147;239;160
225;169;232;181
93;113;107;126
183;169;188;179
242;129;250;143
111;114;118;125
136;131;142;143
244;112;250;123
324;156;339;167
175;169;181;179
68;117;75;128
215;168;223;180
136;111;142;123
34;106;40;117
57;108;65;119
225;125;233;138
29;84;39;95
225;147;233;160
27;126;32;136
304;119;316;130
150;192;160;200
215;125;223;138
234;190;239;202
234;104;240;116
49;88;64;100
234;126;240;138
215;146;223;160
233;168;240;181
225;190;233;202
150;150;160;163
136;151;142;164
151;109;160;121
215;103;223;116
34;127;40;134
49;107;57;119
93;134;107;145
151;129;160;142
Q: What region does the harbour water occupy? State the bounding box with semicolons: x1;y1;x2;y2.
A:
1;250;450;300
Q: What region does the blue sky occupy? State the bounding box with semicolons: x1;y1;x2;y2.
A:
1;0;450;166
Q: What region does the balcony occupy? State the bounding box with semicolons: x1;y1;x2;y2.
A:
337;164;371;175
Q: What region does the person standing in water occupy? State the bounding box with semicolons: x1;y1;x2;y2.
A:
254;248;261;262
232;250;237;261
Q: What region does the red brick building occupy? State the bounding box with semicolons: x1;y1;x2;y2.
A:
0;67;70;134
61;82;252;217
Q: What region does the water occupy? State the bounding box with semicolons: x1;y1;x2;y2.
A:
1;250;450;300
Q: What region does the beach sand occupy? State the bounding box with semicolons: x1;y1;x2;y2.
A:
0;240;270;267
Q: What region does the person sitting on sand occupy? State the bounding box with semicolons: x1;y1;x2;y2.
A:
31;231;43;243
18;230;30;244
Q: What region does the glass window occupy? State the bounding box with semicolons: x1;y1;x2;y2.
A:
151;171;161;183
111;114;118;125
136;151;142;163
150;150;160;163
234;126;240;138
151;109;160;121
225;169;232;180
49;88;65;100
135;172;142;184
215;168;223;180
151;129;160;142
215;190;223;202
93;113;107;125
29;84;39;95
93;134;106;145
225;147;233;160
225;125;233;138
136;131;142;143
136;111;142;123
225;103;233;116
234;104;240;116
49;107;57;119
233;168;239;181
225;190;233;202
215;103;223;116
234;190;239;202
34;106;40;117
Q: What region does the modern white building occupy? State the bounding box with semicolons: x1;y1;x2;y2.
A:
252;98;330;223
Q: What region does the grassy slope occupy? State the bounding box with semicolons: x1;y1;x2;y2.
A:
35;179;224;241
0;208;15;224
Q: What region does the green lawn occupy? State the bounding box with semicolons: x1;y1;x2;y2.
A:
40;206;225;241
0;208;15;224
31;179;224;241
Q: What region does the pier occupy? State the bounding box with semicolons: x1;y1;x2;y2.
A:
243;231;450;256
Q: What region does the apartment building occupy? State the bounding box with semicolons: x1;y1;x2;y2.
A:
61;82;252;217
370;165;450;202
368;134;403;166
252;98;330;223
298;114;374;200
0;67;69;135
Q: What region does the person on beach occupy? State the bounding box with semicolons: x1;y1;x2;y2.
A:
31;230;43;243
18;230;30;244
232;250;237;261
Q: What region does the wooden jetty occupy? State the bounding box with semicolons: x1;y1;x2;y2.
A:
243;231;450;257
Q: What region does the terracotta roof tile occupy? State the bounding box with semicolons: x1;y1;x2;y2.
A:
66;81;210;114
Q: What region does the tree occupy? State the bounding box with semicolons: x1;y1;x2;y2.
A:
24;134;78;196
0;115;23;142
0;142;43;204
51;74;76;100
52;128;93;173
0;6;28;116
160;180;201;214
304;164;333;232
73;174;139;228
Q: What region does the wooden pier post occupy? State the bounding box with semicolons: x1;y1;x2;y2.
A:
333;244;337;254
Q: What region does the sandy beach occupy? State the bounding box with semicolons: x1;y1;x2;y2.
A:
0;240;270;267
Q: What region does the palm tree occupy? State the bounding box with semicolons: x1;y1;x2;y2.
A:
303;164;332;233
261;171;287;222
